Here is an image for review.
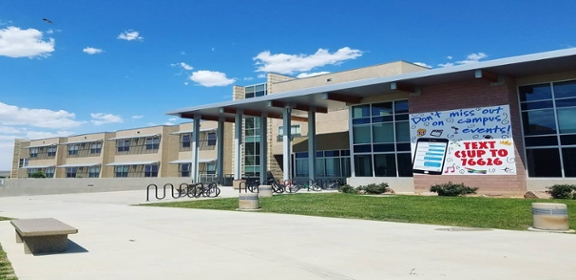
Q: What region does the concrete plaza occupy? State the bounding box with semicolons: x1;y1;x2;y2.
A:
0;188;574;280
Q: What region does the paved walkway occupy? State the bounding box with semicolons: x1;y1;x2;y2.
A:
0;188;575;280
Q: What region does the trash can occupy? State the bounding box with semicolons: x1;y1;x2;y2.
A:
259;185;273;198
532;203;569;231
238;192;260;211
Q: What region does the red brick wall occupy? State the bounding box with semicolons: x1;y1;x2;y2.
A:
408;77;527;195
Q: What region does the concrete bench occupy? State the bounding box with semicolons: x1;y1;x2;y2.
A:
10;218;78;254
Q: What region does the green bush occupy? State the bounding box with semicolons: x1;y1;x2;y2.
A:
338;184;356;194
357;183;389;194
547;184;576;199
30;171;46;178
430;182;478;197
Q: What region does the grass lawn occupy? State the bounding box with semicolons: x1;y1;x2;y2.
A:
0;218;17;280
144;193;576;231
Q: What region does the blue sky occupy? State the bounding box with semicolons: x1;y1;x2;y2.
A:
1;0;576;170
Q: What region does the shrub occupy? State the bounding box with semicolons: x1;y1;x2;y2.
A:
357;183;389;194
30;171;46;178
338;184;356;194
430;182;478;197
547;184;576;199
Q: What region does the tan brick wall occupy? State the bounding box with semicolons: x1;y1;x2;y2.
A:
408;77;526;195
270;61;427;93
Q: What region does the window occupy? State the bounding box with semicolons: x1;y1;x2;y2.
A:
47;146;56;157
278;125;301;136
68;145;79;156
146;137;160;150
207;132;217;146
27;168;38;177
207;162;216;174
182;134;191;148
45;167;55;178
144;164;158;177
244;83;267;99
90;143;102;154
520;80;576;177
89;166;100;178
30;148;38;158
115;166;128;177
19;158;29;168
294;150;351;178
66;167;77;178
350;100;412;178
180;163;190;177
117;140;130;152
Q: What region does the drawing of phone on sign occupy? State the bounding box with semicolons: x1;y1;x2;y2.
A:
412;137;449;175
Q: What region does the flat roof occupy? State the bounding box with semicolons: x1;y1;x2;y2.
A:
167;48;576;121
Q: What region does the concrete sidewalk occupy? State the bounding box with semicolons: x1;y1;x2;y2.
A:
0;188;575;280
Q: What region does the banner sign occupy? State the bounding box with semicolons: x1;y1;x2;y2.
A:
409;105;516;175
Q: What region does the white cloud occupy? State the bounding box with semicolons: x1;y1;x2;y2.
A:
184;82;189;86
131;115;143;119
253;47;362;74
0;20;13;26
90;113;123;125
189;70;236;87
46;29;54;34
163;122;175;125
243;77;253;81
0;125;22;134
0;26;55;58
413;62;432;68
457;52;488;64
117;30;143;41
0;102;84;129
83;47;103;55
171;62;193;71
438;52;488;68
447;56;453;60
296;71;330;78
257;73;266;79
168;117;177;122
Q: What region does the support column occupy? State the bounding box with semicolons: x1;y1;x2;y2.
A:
308;108;317;181
191;115;200;183
259;113;268;184
348;106;355;177
282;107;292;181
216;117;224;185
234;111;243;180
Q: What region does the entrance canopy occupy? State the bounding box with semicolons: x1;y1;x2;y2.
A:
166;48;576;120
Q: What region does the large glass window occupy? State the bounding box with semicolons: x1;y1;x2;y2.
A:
68;145;79;156
520;80;576;177
90;143;102;154
144;164;158;177
180;163;190;177
293;150;351;178
47;147;56;157
117;140;130;152
30;148;38;158
145;137;160;150
89;166;100;178
66;167;77;178
207;132;217;146
45;167;55;178
351;100;412;178
115;166;128;177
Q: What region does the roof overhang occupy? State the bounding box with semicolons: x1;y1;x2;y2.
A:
105;161;158;166
171;128;217;135
108;134;160;141
21;165;54;169
60;139;103;145
23;143;57;148
166;48;576;122
169;159;216;164
57;163;100;168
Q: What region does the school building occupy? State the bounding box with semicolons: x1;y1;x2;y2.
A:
167;48;576;194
